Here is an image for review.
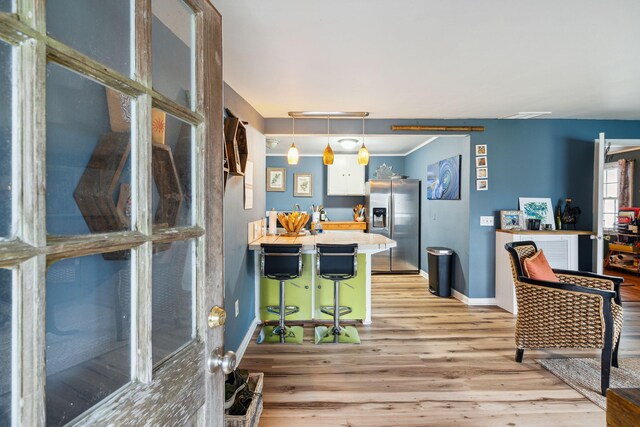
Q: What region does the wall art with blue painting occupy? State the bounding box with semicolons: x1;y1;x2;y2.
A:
426;155;461;200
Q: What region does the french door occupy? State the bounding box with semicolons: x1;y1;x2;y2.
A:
0;0;225;425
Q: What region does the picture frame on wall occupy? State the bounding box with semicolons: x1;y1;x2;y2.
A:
475;145;487;156
476;179;488;191
475;156;487;167
476;167;488;179
426;155;461;200
294;173;313;197
266;167;286;192
500;210;524;230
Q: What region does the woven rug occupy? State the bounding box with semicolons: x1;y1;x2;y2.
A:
537;358;640;409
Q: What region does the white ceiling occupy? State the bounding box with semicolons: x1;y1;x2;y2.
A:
265;135;443;156
213;0;640;119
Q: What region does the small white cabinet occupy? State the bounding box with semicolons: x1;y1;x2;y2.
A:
327;154;365;196
495;230;582;314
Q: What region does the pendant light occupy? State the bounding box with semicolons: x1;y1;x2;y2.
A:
323;117;334;165
358;116;370;166
287;117;299;165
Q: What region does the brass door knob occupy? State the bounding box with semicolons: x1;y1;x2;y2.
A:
208;306;226;329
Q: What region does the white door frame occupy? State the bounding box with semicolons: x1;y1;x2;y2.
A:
593;134;640;274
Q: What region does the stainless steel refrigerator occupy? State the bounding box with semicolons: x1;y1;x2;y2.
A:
365;179;420;273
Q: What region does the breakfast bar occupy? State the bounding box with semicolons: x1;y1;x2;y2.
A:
249;231;396;325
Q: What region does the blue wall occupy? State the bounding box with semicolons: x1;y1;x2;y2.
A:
222;87;267;353
368;156;405;180
406;137;470;295
265;117;640;299
465;119;640;298
265;156;365;221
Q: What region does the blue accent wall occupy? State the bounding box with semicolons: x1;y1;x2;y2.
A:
222;86;267;353
465;119;640;298
406;137;470;295
368;156;405;180
265;117;640;299
265;156;365;221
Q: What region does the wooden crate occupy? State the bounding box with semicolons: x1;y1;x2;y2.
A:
225;373;264;427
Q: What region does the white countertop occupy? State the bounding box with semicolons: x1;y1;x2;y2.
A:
248;231;396;253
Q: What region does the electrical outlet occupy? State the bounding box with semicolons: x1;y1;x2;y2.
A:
235;299;239;317
480;216;494;227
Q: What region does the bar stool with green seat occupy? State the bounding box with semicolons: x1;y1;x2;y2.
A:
315;243;360;344
257;243;304;344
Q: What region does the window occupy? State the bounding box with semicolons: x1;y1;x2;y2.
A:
604;162;619;230
0;40;12;239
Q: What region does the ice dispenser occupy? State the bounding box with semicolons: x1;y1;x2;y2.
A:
372;207;387;228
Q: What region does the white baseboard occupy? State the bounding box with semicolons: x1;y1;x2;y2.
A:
452;289;496;306
420;269;496;306
235;318;260;364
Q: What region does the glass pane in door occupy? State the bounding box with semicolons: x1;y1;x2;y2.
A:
0;0;11;12
152;0;194;109
0;41;12;238
46;0;131;76
46;63;133;236
152;111;194;229
46;250;132;425
0;269;12;424
152;239;194;365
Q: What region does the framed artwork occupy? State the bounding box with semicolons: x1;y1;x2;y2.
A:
294;173;313;197
519;197;555;230
266;167;286;192
475;145;487;156
476;167;488;179
426;155;461;200
476;179;488;191
244;160;253;209
476;156;487;167
500;210;524;230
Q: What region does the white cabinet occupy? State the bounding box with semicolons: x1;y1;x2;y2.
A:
327;155;365;196
495;230;580;315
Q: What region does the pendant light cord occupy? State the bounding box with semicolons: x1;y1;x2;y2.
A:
327;116;330;146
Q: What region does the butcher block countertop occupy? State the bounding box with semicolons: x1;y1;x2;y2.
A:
318;221;367;231
248;231;396;253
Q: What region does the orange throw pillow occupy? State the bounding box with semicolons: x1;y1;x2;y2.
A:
522;250;557;282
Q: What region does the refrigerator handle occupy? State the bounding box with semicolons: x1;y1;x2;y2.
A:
389;194;394;237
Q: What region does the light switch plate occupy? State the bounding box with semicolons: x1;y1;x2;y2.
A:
235;300;240;317
480;216;494;227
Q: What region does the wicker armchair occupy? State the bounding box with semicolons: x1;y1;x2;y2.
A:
504;240;623;396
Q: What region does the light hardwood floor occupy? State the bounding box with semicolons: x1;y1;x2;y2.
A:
239;274;640;426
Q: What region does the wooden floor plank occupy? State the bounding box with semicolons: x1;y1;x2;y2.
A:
239;274;640;426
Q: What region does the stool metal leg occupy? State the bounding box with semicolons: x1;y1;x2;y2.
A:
258;280;304;344
315;280;360;344
273;280;286;342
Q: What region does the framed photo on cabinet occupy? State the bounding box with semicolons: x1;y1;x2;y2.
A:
500;210;524;230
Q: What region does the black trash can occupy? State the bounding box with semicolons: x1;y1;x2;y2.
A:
426;247;453;297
